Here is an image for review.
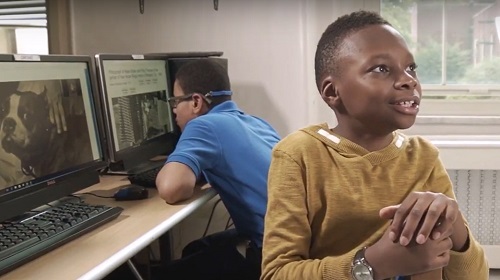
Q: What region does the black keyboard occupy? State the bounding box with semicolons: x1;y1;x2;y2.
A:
128;166;162;188
0;198;123;275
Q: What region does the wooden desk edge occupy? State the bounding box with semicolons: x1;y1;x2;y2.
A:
78;187;217;280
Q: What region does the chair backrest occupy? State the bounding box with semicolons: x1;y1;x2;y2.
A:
410;269;442;280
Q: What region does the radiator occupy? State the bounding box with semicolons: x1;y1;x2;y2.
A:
448;169;500;268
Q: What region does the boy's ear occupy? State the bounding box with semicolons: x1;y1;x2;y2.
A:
192;94;209;115
320;76;340;105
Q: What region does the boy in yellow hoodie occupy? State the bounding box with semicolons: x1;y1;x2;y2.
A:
261;10;488;280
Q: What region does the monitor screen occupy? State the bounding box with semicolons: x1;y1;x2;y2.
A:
0;54;107;222
95;54;177;173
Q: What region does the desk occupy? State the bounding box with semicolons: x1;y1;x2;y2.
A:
1;175;216;280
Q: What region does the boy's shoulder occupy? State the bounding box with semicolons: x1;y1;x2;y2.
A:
403;133;438;149
401;133;440;158
275;123;329;150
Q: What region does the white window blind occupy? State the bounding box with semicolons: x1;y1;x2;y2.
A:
0;0;47;54
0;0;46;27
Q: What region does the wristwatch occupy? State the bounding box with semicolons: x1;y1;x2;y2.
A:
351;247;374;280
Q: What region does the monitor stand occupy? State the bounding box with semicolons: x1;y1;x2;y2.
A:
127;156;166;175
106;155;166;175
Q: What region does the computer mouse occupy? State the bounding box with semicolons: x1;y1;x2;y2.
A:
114;184;149;201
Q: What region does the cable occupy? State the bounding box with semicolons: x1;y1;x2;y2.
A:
67;194;84;202
77;192;114;199
203;198;223;237
98;166;109;175
225;216;233;230
147;245;159;262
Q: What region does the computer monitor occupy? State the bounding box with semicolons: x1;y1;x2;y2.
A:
95;54;178;173
145;51;227;88
147;51;224;58
0;54;107;223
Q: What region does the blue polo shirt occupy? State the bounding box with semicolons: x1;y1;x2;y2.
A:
166;101;280;247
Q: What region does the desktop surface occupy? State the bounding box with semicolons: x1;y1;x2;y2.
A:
0;175;215;280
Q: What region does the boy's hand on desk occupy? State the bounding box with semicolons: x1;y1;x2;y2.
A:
365;224;452;279
379;192;458;247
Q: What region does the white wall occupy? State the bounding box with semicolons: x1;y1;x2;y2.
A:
69;0;378;137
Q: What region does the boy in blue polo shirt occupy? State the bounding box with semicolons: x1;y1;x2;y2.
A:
156;59;280;279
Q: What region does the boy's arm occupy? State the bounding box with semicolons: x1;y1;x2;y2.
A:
261;149;355;280
381;158;489;279
426;159;489;279
156;161;197;204
156;119;220;204
444;221;489;279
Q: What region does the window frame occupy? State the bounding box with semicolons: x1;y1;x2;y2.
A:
381;0;500;136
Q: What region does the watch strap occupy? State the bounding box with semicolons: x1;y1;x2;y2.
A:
351;247;374;280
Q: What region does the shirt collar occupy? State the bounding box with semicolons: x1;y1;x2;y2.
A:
207;100;242;114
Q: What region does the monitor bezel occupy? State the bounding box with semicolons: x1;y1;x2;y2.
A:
94;54;178;173
146;51;224;58
0;54;108;223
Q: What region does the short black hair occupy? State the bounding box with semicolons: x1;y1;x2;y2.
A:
175;59;231;107
314;10;391;90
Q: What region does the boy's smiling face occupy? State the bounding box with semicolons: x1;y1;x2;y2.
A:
326;24;422;136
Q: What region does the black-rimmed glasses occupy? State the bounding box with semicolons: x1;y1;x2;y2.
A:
168;93;195;109
168;91;232;109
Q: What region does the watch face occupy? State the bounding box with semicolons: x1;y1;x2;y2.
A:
352;264;373;280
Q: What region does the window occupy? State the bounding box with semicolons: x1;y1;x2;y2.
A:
0;0;48;54
381;0;500;136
